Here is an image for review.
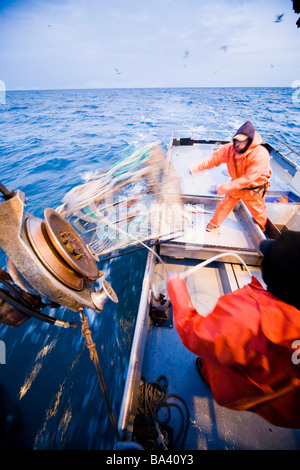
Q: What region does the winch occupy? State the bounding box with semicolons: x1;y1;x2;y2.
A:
0;186;118;328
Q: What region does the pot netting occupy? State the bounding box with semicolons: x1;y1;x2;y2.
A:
57;142;184;259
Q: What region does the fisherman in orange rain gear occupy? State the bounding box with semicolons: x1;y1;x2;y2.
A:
189;121;272;232
167;230;300;428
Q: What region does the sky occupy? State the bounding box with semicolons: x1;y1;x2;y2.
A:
0;0;299;90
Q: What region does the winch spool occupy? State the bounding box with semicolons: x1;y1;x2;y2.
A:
25;208;100;291
0;183;119;332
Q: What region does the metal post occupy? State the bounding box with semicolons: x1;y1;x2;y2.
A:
79;308;121;442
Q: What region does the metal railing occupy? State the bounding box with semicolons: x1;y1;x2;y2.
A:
171;129;300;168
260;133;300;166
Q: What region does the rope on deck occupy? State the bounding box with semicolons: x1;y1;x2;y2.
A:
134;375;190;450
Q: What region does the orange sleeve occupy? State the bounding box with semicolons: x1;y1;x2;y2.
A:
167;274;257;366
190;143;231;174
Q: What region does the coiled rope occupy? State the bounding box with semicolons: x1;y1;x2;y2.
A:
135;375;189;450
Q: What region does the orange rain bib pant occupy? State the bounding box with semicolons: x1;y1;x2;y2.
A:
210;190;268;229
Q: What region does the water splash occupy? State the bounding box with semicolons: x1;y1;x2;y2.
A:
19;340;57;400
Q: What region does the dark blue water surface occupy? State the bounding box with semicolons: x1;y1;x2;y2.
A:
0;87;299;449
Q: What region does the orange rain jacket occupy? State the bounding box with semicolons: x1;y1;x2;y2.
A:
190;131;272;230
167;274;300;428
190;131;272;196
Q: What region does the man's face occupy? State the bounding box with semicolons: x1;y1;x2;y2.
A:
233;138;250;154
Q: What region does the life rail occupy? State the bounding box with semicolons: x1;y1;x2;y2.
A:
171;130;300;169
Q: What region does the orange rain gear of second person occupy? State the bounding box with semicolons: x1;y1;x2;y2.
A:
189;121;272;231
167;231;300;428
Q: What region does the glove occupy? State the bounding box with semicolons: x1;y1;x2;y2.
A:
209;185;218;195
189;164;199;176
167;272;180;283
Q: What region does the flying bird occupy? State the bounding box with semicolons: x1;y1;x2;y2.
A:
114;68;123;75
219;45;228;53
274;13;284;23
183;50;190;59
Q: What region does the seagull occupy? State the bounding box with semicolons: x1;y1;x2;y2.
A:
274;13;284;22
114;68;123;75
183;49;190;59
219;45;228;53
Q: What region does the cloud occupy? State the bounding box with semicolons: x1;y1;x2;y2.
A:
0;0;299;89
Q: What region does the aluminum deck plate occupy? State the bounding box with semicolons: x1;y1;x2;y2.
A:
160;195;264;265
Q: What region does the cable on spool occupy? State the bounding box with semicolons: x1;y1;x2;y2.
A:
0;269;77;329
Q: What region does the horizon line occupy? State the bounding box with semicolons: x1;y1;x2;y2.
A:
5;85;293;92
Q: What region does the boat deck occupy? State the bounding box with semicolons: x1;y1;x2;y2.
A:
118;135;300;450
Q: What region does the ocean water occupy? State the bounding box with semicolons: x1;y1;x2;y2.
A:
0;87;299;450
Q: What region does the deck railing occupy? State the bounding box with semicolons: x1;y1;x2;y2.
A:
171;130;300;168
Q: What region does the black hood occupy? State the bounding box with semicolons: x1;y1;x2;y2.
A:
233;121;255;142
261;231;300;310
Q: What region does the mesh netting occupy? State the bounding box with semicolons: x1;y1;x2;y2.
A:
57;142;185;259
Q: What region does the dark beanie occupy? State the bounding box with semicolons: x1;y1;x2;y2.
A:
233;121;255;142
261;231;300;310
